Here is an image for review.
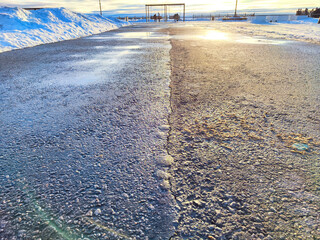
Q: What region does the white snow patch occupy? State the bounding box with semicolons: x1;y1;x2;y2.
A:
0;7;130;53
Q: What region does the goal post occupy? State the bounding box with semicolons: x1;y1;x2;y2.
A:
145;3;186;22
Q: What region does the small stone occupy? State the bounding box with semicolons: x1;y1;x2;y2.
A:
215;209;222;216
270;207;276;212
208;225;215;231
228;206;235;213
148;204;155;210
94;208;102;215
193;199;205;208
86;210;93;217
216;219;223;227
122;193;129;199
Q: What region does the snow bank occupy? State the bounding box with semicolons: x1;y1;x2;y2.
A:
250;15;318;24
0;7;129;53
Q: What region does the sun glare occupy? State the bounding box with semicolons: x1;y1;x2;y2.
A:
201;30;229;40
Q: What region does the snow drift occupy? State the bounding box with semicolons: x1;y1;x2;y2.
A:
0;7;129;53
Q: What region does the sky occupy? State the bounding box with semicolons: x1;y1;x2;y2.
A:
0;0;319;15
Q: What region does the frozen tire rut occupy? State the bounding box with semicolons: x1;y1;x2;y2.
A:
0;24;177;239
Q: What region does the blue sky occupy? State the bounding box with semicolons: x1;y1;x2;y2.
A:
1;0;318;15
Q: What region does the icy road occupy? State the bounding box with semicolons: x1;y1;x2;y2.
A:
0;24;176;239
1;22;320;240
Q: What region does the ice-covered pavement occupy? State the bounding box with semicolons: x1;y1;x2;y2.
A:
0;24;176;239
188;15;320;45
1;15;320;239
0;7;129;53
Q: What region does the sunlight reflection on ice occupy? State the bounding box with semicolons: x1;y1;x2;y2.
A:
198;30;288;45
89;31;167;40
200;30;229;40
45;49;140;86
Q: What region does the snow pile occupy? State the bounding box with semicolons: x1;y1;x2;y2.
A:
0;7;129;53
250;15;318;24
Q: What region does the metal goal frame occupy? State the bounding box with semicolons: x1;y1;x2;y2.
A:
145;3;186;22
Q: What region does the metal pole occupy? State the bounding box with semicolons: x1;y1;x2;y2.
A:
163;5;165;22
148;6;150;22
234;0;238;17
146;5;147;22
165;5;167;22
183;4;185;22
99;0;102;16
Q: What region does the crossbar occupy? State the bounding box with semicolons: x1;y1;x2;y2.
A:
146;4;185;7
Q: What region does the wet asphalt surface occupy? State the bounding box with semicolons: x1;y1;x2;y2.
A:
0;24;176;239
1;22;320;240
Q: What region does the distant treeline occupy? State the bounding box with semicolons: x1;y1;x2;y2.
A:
296;8;320;18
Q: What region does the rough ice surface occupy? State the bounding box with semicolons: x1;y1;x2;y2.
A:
0;24;176;239
190;15;320;45
0;7;129;53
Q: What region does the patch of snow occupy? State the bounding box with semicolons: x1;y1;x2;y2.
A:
0;7;130;53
